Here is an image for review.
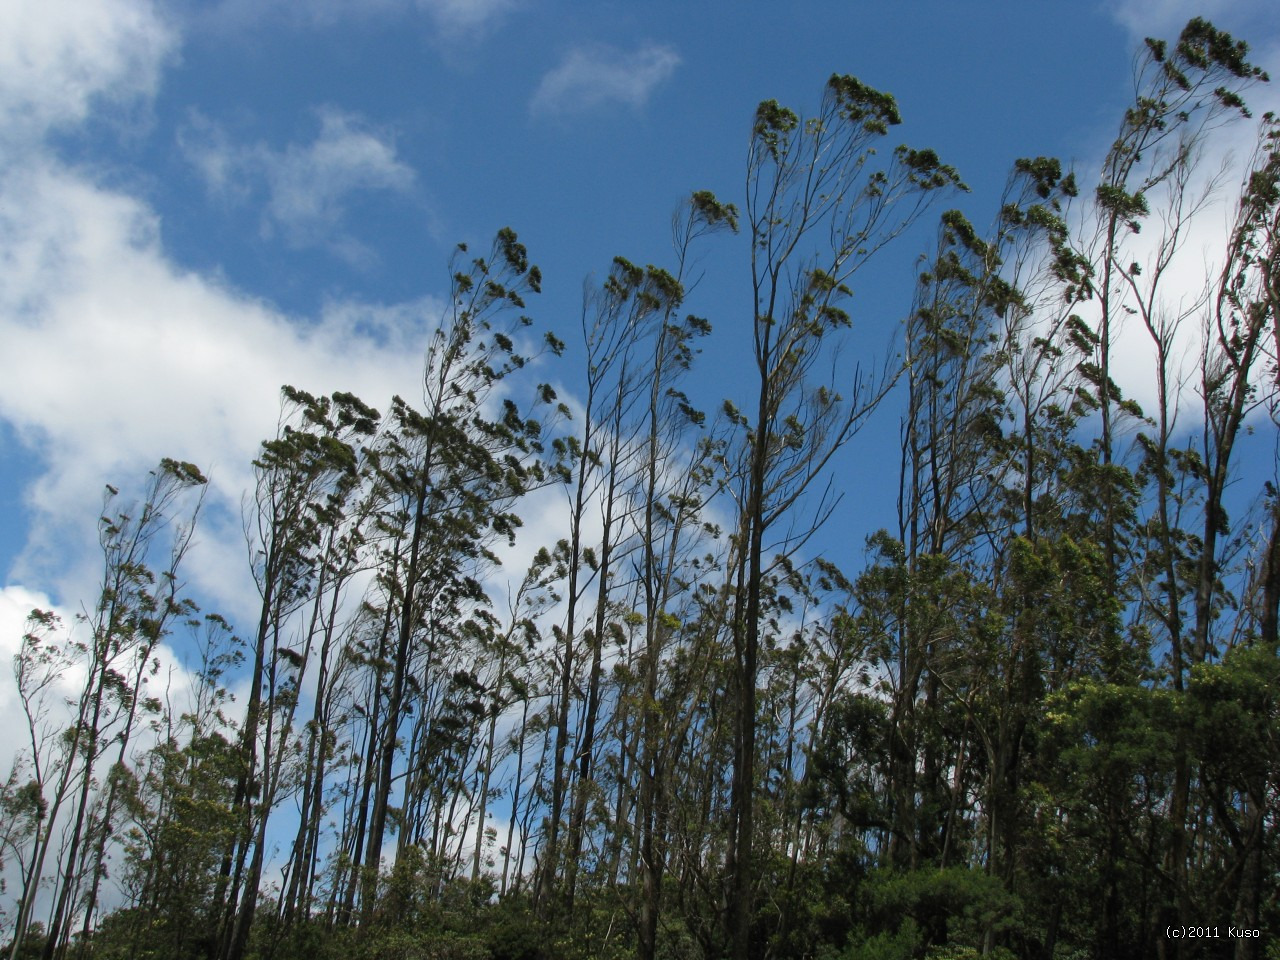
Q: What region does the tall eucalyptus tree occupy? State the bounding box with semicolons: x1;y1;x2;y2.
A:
722;74;962;959
217;388;378;960
356;228;551;925
21;459;207;960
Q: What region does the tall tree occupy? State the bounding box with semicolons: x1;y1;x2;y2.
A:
216;388;377;960
39;459;207;960
721;74;961;959
357;228;550;926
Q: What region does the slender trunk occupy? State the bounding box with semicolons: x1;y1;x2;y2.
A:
44;659;110;960
283;546;347;924
338;675;381;925
224;609;288;960
564;464;620;907
501;694;530;896
76;639;161;956
472;644;509;882
214;564;277;956
362;477;432;924
728;466;765;960
537;446;591;910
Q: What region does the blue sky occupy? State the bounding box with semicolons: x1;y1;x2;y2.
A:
2;0;1279;693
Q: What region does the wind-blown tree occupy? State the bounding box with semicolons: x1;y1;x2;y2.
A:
50;461;207;960
353;228;552;928
720;73;962;959
1244;117;1280;657
1047;25;1268;956
1070;20;1266;590
1179;111;1280;959
535;191;735;931
5;459;208;960
113;613;244;960
914;161;1090;915
624;195;736;960
466;551;560;887
0;765;47;942
71;483;211;959
6;20;1280;960
534;252;656;917
216;387;379;960
271;389;383;930
873;166;1073;884
7;608;70;960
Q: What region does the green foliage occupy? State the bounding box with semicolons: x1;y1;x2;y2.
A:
840;920;921;960
858;868;1020;954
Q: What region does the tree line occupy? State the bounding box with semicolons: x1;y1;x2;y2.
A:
2;18;1278;960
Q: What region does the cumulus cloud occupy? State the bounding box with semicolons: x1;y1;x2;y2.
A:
261;110;416;244
181;107;416;259
0;0;524;633
0;154;438;615
0;0;176;142
530;42;680;117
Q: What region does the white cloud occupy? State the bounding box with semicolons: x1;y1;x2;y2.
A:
177;111;243;198
1106;0;1276;44
530;43;680;117
0;155;437;617
0;0;176;143
262;109;416;249
181;107;416;259
413;0;519;36
198;0;518;40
